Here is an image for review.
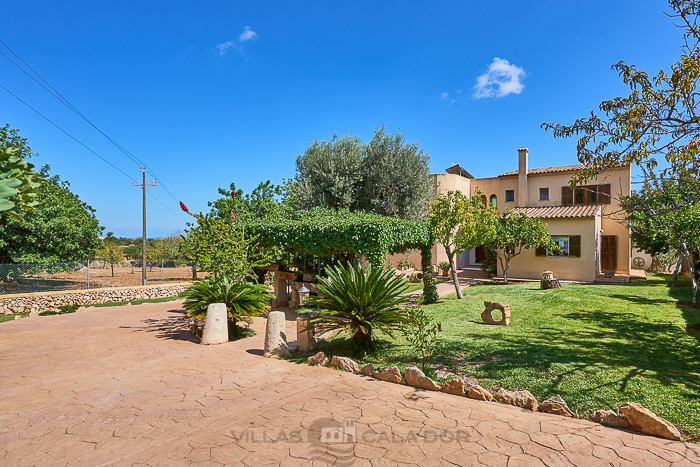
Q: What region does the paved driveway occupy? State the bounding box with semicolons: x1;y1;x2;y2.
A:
1;301;699;466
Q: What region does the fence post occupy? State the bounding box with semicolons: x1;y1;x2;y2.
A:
87;260;90;289
161;258;164;283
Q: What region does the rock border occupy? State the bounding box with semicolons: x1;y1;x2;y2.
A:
303;351;685;442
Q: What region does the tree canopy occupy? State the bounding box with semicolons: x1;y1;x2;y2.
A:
0;147;43;220
542;0;700;192
292;126;433;221
0;166;103;263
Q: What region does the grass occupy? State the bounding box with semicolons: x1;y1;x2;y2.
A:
89;292;187;308
290;273;700;440
402;277;447;295
40;304;79;316
0;312;29;322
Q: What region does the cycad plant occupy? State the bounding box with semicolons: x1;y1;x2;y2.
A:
305;262;410;349
183;276;273;338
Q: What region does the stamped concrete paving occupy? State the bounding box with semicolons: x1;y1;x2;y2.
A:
1;301;699;467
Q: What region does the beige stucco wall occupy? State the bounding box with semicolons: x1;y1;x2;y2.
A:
501;217;599;282
434;173;471;196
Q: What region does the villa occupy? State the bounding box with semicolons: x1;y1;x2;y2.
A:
432;148;632;282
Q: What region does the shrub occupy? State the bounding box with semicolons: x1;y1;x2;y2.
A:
306;262;410;350
401;300;443;373
183;277;272;338
438;261;450;271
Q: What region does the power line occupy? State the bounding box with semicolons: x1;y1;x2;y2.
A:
0;39;182;203
0;83;187;222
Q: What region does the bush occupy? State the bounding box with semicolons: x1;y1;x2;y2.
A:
183;277;273;338
306;262;410;350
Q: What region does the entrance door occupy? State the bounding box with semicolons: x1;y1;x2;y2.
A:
601;236;617;272
475;245;486;264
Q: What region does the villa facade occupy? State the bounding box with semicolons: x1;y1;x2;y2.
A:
432;148;632;282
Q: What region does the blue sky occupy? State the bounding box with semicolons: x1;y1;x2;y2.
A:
1;0;684;237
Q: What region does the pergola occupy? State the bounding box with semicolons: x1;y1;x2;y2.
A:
245;208;438;308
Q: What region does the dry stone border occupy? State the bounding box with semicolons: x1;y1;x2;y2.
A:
0;283;190;315
303;353;685;441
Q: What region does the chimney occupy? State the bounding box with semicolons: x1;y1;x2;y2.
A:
518;148;528;207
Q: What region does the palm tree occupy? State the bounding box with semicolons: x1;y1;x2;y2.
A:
305;262;410;349
183;276;272;338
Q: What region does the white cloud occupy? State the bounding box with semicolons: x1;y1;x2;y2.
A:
216;41;235;56
455;89;462;94
450;99;456;106
239;26;257;42
216;26;258;56
473;57;526;99
440;91;449;101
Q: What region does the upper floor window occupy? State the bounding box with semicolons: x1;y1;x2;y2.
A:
562;184;611;205
490;194;497;208
539;187;549;201
505;190;515;202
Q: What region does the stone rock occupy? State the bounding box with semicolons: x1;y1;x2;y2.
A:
619;402;682;441
372;366;406;384
539;394;575;417
263;311;290;357
404;367;442;391
360;363;375;376
493;387;538;411
441;379;466;396
14;315;21;320
591;410;632;430
481;301;510;325
467;385;494;401
308;351;329;366
200;303;229;345
331;356;359;373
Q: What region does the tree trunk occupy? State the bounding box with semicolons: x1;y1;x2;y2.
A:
445;246;463;299
672;254;683;287
503;255;510;284
111;263;114;277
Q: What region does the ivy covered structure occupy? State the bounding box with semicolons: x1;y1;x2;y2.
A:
245;208;438;305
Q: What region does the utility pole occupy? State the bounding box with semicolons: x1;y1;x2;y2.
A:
133;166;157;285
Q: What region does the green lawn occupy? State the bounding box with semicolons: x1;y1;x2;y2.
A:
402;277;447;295
292;274;700;440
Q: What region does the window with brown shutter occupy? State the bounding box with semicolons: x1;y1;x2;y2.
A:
598;184;611;204
535;246;546;256
569;235;581;257
562;186;573;205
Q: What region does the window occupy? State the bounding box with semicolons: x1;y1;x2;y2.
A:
539;187;549;201
480;195;487;208
489;194;497;208
505;190;514;202
562;184;611;206
536;235;581;257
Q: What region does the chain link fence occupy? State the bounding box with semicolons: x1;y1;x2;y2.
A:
0;261;202;295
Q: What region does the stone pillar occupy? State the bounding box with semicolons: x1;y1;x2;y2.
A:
263;311;290;357
273;276;289;308
296;317;315;352
200;303;228;345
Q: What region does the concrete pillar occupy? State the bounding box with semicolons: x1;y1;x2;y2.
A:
296;317;315;352
273;277;288;307
200;303;228;345
263;311;290;357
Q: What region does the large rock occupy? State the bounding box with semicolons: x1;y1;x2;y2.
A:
372;366;406;384
404;367;442;391
200;303;229;345
360;363;375;376
263;311;290;357
539;394;575;418
481;301;510;325
467;385;494;401
308;351;329;366
441;379;466;396
591;410;632;430
493;387;538;411
331;356;359;373
619;402;682;441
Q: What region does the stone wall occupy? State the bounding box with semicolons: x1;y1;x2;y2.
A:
0;282;191;315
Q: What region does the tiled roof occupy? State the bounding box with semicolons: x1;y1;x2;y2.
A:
498;164;587;177
511;205;601;219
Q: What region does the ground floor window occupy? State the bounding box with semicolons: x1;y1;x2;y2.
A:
536;235;581;257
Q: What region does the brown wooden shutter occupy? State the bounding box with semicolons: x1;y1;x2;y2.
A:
569;235;581;257
562;186;573;205
598;184;611;204
535;246;546;256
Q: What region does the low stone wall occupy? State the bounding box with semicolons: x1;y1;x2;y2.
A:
0;282;191;315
